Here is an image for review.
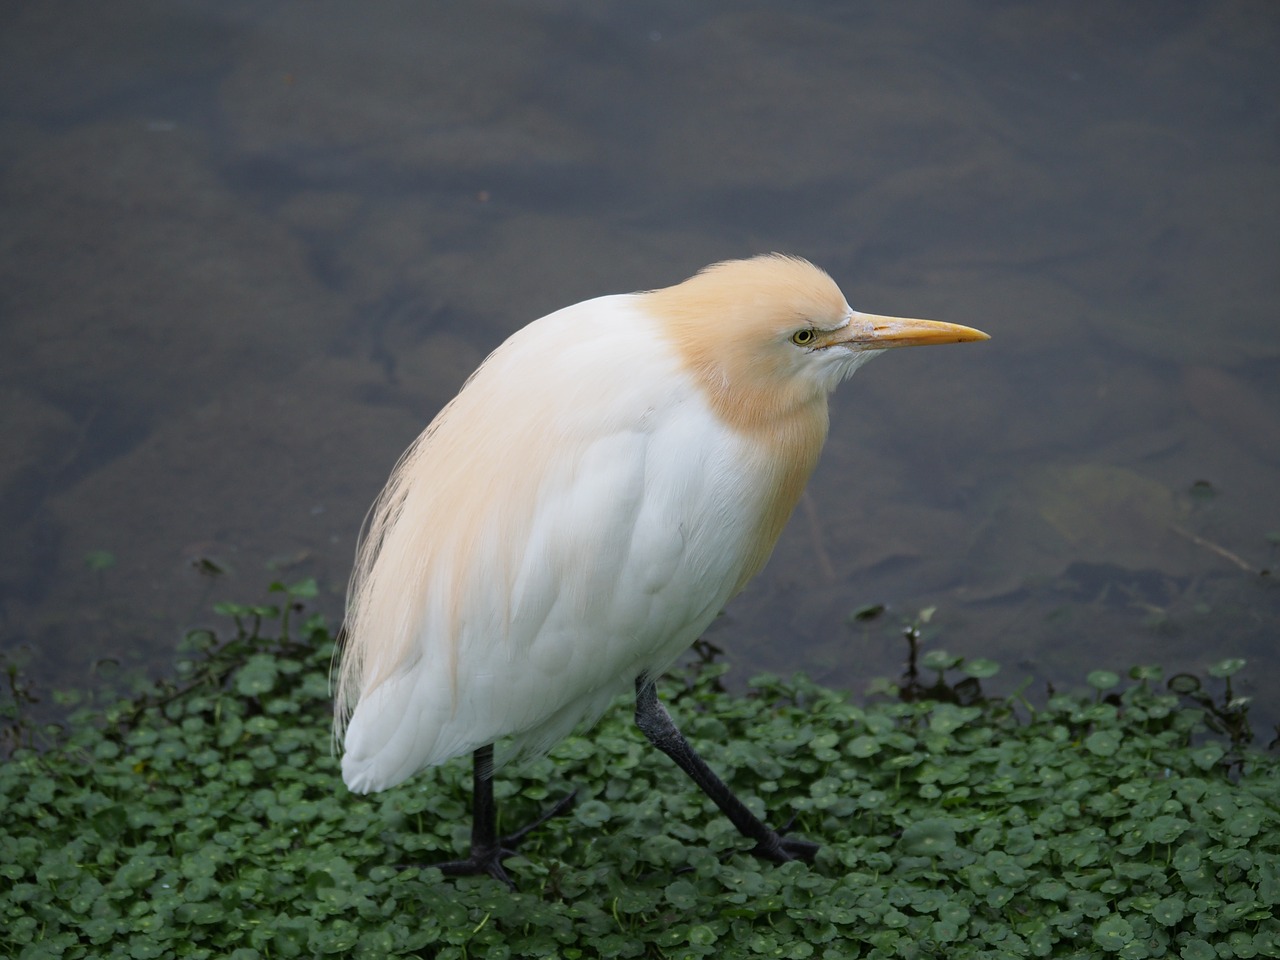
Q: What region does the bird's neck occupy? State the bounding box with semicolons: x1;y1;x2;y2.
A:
728;401;830;594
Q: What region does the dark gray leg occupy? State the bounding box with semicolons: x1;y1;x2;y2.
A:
433;744;576;888
634;677;818;863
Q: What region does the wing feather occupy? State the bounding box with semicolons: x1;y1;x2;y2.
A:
338;296;765;791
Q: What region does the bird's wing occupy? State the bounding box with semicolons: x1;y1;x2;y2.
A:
340;297;761;791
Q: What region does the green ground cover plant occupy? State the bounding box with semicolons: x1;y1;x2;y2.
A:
2;583;1277;959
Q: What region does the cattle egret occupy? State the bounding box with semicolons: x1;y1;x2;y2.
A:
336;254;988;884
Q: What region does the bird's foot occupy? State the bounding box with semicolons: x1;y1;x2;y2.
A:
431;790;578;888
750;816;819;865
434;844;518;887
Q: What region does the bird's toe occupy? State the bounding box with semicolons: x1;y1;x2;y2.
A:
497;788;577;848
435;848;517;889
751;826;820;865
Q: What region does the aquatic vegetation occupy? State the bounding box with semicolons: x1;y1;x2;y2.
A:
1;584;1276;958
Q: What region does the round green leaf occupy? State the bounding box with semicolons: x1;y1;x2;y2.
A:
1087;670;1121;691
900;819;957;856
1179;939;1215;960
234;655;279;697
922;650;960;672
1128;665;1163;682
962;658;1000;679
1151;896;1186;926
1085;730;1120;757
575;799;612;828
1208;658;1246;678
1092;915;1133;951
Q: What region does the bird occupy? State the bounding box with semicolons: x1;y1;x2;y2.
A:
334;254;988;885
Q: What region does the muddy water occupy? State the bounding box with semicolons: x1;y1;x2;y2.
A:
2;2;1277;733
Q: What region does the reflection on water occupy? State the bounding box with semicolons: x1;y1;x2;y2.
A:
1;2;1277;731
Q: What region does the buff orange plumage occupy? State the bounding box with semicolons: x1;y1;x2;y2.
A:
335;254;987;884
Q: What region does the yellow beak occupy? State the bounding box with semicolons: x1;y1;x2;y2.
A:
829;312;990;350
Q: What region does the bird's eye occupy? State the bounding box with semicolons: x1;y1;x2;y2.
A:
791;329;816;346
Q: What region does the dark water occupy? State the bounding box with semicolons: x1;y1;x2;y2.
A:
2;1;1278;734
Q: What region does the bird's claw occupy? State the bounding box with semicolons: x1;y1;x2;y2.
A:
751;833;819;864
751;815;819;864
434;845;518;888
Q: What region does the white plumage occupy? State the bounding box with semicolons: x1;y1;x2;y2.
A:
341;295;767;788
334;255;987;873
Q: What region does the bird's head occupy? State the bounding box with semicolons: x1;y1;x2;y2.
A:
645;254;989;433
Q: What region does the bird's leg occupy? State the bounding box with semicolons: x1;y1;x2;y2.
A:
432;744;576;888
634;677;818;864
433;745;510;885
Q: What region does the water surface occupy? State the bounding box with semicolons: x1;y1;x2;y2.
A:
2;1;1277;732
